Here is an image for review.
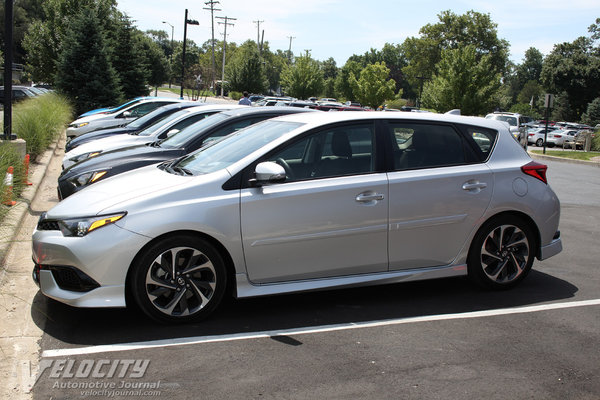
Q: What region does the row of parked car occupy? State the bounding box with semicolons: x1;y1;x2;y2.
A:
31;98;562;323
485;112;595;149
249;95;367;111
0;85;52;104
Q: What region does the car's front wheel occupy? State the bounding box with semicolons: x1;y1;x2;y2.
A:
467;216;536;289
131;235;226;323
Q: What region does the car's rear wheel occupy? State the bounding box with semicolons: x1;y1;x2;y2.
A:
467;216;536;289
131;235;226;323
536;138;544;147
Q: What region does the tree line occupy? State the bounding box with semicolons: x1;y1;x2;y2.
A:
1;1;599;124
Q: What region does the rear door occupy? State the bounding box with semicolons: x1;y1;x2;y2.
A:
385;121;495;270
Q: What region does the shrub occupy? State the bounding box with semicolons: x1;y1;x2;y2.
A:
385;97;408;110
12;93;73;158
229;91;242;101
591;130;600;152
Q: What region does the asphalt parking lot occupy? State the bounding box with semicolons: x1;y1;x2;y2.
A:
6;144;600;399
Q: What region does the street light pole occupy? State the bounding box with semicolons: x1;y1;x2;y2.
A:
162;21;174;88
180;9;199;100
3;0;14;140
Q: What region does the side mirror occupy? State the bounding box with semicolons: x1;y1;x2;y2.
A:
166;129;179;138
250;162;286;186
120;111;132;118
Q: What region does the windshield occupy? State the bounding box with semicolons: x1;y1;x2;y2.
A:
127;106;174;129
160;112;231;148
137;109;191;137
176;120;304;175
488;115;517;127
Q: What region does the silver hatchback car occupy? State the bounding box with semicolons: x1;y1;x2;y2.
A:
32;112;562;323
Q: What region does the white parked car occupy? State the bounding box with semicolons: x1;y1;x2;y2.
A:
66;99;186;139
62;104;243;169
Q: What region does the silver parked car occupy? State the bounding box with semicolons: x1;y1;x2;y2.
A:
32;112;562;323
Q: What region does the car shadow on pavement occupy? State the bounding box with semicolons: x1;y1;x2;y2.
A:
31;269;578;350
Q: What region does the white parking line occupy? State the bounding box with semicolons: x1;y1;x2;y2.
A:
42;299;600;358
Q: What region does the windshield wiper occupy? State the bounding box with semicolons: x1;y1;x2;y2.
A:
157;159;193;176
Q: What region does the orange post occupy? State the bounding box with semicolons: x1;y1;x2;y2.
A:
23;154;33;185
2;166;17;206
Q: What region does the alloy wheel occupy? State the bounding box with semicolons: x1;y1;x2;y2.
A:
479;224;530;284
145;246;217;317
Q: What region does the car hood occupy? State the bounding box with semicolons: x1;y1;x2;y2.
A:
65;134;150;161
48;165;190;218
61;143;173;177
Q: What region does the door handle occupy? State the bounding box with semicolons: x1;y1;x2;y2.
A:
462;181;487;192
356;192;385;203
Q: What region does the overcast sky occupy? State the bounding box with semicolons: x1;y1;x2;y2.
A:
116;0;599;66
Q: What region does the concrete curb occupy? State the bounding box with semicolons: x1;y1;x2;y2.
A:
0;136;61;269
528;151;600;168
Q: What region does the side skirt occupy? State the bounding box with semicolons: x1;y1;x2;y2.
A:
235;264;468;298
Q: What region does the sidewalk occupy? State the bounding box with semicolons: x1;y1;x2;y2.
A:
0;134;65;399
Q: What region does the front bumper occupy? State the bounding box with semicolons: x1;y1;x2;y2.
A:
32;223;151;308
539;235;563;261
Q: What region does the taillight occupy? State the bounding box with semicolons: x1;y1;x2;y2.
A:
521;161;548;184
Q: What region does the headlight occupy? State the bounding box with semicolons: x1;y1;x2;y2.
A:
57;213;127;237
69;151;102;164
70;122;89;129
69;170;109;187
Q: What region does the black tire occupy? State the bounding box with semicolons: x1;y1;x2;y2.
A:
467;215;536;290
536;138;544;147
130;234;227;323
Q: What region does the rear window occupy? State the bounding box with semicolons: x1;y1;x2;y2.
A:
460;125;498;161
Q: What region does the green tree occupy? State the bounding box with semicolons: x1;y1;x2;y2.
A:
348;62;396;109
227;41;267;94
172;39;201;88
280;51;323;99
22;0;119;84
581;97;600;126
516;48;544;87
421;45;501;115
140;35;170;93
54;7;122;114
112;15;149;98
541;36;600;121
402;10;509;95
335;60;361;101
0;0;45;64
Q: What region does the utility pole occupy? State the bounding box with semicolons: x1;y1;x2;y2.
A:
286;36;295;62
204;0;221;94
253;20;264;54
216;16;236;97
